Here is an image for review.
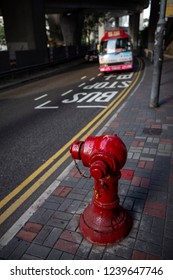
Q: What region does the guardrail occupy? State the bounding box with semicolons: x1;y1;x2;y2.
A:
0;45;88;78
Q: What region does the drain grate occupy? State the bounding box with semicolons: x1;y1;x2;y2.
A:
142;127;162;135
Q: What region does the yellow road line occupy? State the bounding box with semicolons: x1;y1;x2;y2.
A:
0;59;143;224
0;151;69;224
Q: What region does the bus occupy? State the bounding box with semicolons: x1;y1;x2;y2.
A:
99;29;133;73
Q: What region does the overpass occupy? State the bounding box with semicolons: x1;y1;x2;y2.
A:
0;0;149;72
44;0;149;15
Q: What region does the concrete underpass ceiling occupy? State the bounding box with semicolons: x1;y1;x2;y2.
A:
44;0;149;17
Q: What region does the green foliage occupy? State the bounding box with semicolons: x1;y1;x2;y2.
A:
0;24;5;41
82;12;105;46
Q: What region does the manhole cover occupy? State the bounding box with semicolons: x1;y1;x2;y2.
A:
142;127;162;135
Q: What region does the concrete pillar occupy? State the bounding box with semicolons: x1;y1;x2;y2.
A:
60;11;84;46
115;18;119;27
2;0;47;53
129;13;140;51
47;14;64;46
148;0;160;50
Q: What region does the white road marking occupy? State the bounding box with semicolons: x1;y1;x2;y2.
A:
78;82;86;87
81;76;87;79
89;77;95;81
61;89;73;96
35;100;59;109
77;105;107;108
34;94;48;101
104;74;117;80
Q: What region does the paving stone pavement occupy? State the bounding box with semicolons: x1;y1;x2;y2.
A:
0;56;173;260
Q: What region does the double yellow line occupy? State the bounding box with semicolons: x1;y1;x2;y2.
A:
0;59;143;225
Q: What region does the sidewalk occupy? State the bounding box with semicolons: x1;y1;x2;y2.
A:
0;56;173;260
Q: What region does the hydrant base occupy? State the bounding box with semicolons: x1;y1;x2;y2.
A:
80;203;132;245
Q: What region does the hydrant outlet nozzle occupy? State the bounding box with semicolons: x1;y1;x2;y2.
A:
90;160;108;179
70;140;84;160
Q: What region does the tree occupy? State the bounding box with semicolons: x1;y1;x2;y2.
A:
0;24;5;42
82;12;105;46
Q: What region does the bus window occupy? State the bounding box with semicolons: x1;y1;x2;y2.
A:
116;38;131;52
108;40;116;53
100;38;132;55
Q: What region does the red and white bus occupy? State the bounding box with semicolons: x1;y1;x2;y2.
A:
99;29;133;73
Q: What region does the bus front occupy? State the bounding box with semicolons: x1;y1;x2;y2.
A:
99;30;133;73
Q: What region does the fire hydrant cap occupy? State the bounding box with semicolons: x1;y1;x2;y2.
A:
70;140;84;160
90;160;108;179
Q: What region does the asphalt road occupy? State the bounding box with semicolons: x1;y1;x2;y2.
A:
0;59;142;237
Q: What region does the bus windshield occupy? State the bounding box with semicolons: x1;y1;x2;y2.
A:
100;38;132;54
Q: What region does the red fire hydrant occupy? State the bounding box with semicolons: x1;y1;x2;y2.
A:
70;134;132;245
